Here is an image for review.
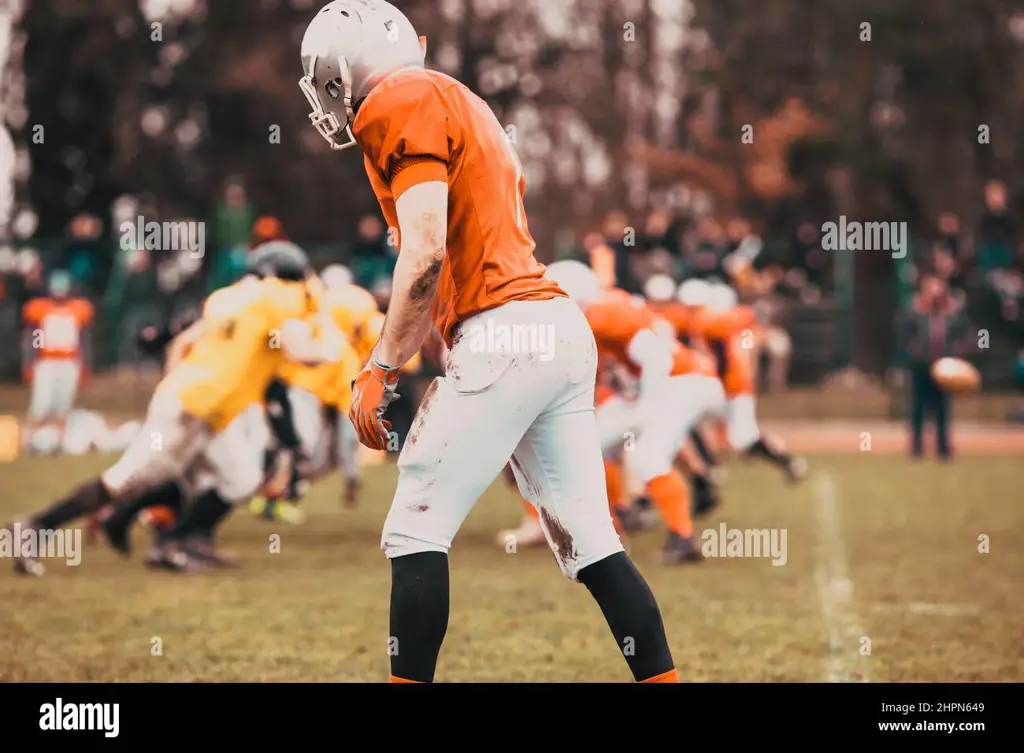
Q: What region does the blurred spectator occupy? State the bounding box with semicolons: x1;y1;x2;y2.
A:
922;242;967;306
935;212;961;258
18;249;46;303
977;180;1016;274
688;217;729;281
213;177;256;250
749;289;792;393
350;214;394;290
788;221;828;291
974;182;1024;323
628;209;678;288
602;211;635;293
61;213;106;296
210;176;256;289
898;274;972;460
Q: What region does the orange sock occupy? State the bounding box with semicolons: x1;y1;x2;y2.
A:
389;675;421;683
140;505;175;529
521;497;539;521
604;459;626;534
640;668;679;683
646;471;693;538
604;459;626;512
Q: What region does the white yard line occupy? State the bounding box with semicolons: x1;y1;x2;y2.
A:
867;602;981;617
814;472;871;683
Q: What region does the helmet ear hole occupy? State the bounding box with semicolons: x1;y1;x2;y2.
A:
325;79;342;99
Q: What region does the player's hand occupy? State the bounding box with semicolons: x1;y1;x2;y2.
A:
349;360;400;450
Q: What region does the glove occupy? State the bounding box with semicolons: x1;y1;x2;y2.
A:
349;359;400;450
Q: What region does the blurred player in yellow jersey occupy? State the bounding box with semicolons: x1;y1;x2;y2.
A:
320;265;422;457
13;242;338;576
251;308;363;521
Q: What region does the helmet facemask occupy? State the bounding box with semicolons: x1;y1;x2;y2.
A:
298;54;357;151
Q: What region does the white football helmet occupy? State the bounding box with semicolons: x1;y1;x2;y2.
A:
677;278;712;307
299;0;426;151
544;260;602;306
643;273;676;302
320;264;353;288
705;283;738;313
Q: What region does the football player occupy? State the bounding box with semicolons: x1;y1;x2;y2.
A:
13;242;335;575
102;245;346;568
642;274;720;516
693;283;806;482
21;270;94;441
250;290;364;521
299;0;678;683
546;261;726;563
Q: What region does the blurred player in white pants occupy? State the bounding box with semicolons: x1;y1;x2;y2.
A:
696;284;806;483
21;271;94;440
546;261;725;563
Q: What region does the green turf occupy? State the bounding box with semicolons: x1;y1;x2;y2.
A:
0;453;1020;682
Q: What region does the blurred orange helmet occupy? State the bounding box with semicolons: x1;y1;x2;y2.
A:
252;215;286;246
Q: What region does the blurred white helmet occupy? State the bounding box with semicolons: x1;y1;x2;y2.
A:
677;278;712;306
705;283;738;313
321;264;353;289
643;273;676;302
545;260;601;305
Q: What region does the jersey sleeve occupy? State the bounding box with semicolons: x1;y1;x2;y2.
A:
588;301;654;347
75;299;95;325
354;74;453;200
22;298;44;324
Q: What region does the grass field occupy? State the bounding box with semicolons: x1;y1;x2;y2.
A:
1;451;1021;682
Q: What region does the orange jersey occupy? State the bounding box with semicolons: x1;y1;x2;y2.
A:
691;306;758;396
585;298;715;379
22;297;93;359
602;287;635;305
646;301;691;339
353;69;564;346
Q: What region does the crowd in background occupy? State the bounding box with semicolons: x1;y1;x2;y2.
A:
1;174;1023;395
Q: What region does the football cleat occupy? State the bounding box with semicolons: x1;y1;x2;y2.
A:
661;532;704;565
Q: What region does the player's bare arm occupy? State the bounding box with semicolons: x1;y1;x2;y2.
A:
373;180;448;368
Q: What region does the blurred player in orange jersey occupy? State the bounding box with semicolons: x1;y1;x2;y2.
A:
694;284;806;482
300;0;677;684
547;261;726;563
640;275;721;516
674;278;726;480
21;270;94;440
